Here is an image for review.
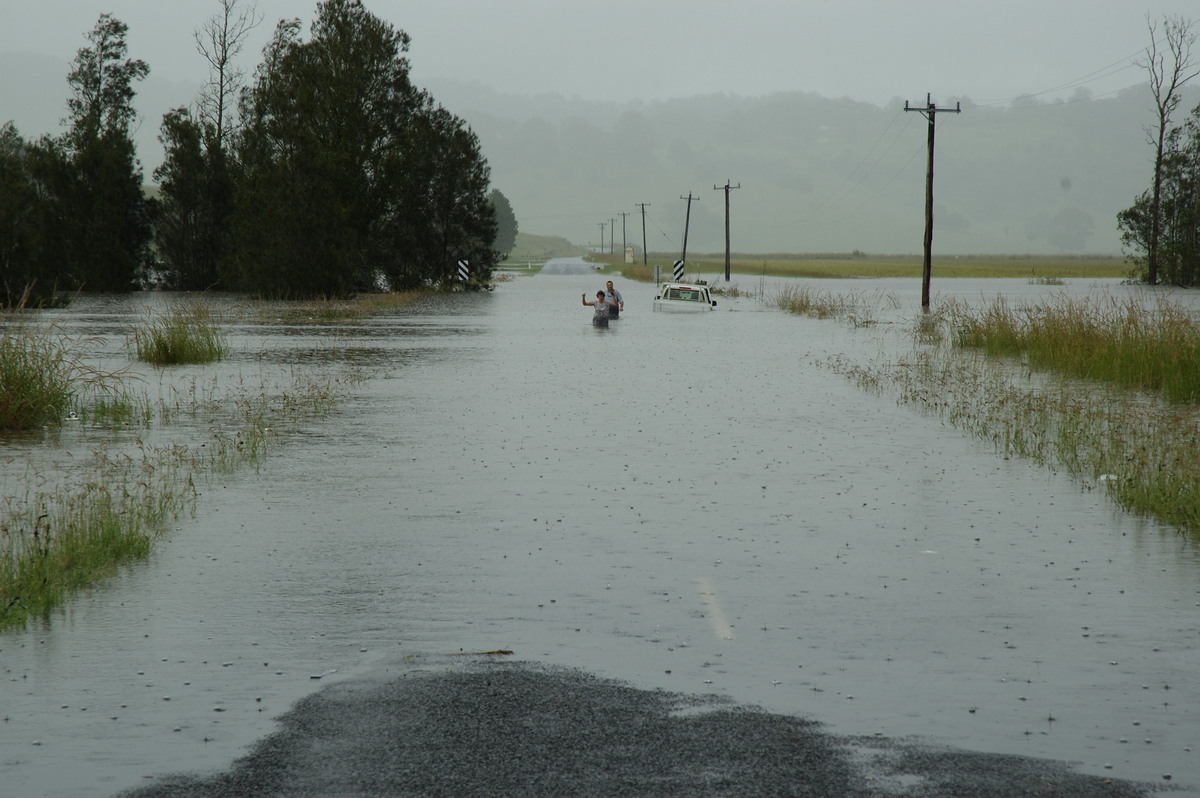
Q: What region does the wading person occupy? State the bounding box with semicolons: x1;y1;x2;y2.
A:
582;290;616;327
604;280;624;319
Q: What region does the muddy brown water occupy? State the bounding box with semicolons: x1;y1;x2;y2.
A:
2;263;1199;796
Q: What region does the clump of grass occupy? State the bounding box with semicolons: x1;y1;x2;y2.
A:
945;294;1200;402
773;284;892;326
0;324;125;431
133;302;227;365
355;290;423;314
708;282;754;299
262;291;424;323
0;328;76;430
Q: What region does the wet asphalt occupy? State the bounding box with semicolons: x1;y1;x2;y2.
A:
116;658;1160;798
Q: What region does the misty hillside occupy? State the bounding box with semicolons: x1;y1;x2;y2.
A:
429;78;1200;256
5;49;1198;255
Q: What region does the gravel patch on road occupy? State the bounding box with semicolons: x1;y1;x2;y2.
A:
119;658;1162;797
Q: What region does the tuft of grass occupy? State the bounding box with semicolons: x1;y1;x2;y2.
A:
263;291;425;324
773;284;893;326
132;302;227;365
0;324;126;431
708;282;754;298
0;328;76;430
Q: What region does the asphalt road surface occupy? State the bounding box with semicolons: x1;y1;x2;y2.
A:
117;658;1159;798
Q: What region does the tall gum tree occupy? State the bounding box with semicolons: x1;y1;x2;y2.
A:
153;0;260;289
63;13;152;292
1138;14;1199;285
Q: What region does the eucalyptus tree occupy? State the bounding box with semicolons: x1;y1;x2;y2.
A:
155;108;223;289
1136;14;1199;285
195;0;261;151
154;0;259;290
60;14;152;292
231;0;497;295
381;94;497;289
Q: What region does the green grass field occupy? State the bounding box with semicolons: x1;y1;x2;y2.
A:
503;232;1134;280
625;252;1132;280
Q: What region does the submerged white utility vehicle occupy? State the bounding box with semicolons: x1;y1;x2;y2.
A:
652;280;717;312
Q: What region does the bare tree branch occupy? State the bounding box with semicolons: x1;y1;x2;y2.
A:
1136;13;1198;284
194;0;262;149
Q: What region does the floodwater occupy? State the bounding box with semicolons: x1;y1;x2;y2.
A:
3;261;1200;796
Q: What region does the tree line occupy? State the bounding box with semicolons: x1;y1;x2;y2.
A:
0;0;514;306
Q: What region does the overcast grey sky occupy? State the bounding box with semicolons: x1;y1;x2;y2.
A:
2;0;1198;107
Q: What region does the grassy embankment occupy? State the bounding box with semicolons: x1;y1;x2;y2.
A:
0;299;375;630
775;287;1200;534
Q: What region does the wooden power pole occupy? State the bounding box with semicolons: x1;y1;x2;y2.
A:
680;192;699;266
904;93;961;309
618;211;630;260
636;203;651;266
714;180;740;282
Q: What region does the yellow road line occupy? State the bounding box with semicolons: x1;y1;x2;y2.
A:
696;577;735;640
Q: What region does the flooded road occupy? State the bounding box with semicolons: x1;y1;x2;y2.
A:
2;264;1199;795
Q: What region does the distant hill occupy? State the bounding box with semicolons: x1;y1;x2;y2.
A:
505;232;581;262
429;78;1200;256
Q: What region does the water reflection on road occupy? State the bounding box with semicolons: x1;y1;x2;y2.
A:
2;267;1199;796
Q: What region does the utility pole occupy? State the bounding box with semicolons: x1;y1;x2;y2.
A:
904;93;961;310
680;192;699;266
618;211;630;261
714;180;740;282
597;221;606;255
635;203;651;267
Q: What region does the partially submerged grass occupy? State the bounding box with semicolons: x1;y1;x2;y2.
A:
821;291;1200;534
773;283;897;326
0;327;76;430
264;291;424;323
132;301;227;365
2;442;200;624
0;367;356;629
2;300;365;633
0;323;127;431
945;294;1200;402
836;345;1200;533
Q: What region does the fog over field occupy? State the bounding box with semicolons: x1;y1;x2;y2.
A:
3;0;1198;254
